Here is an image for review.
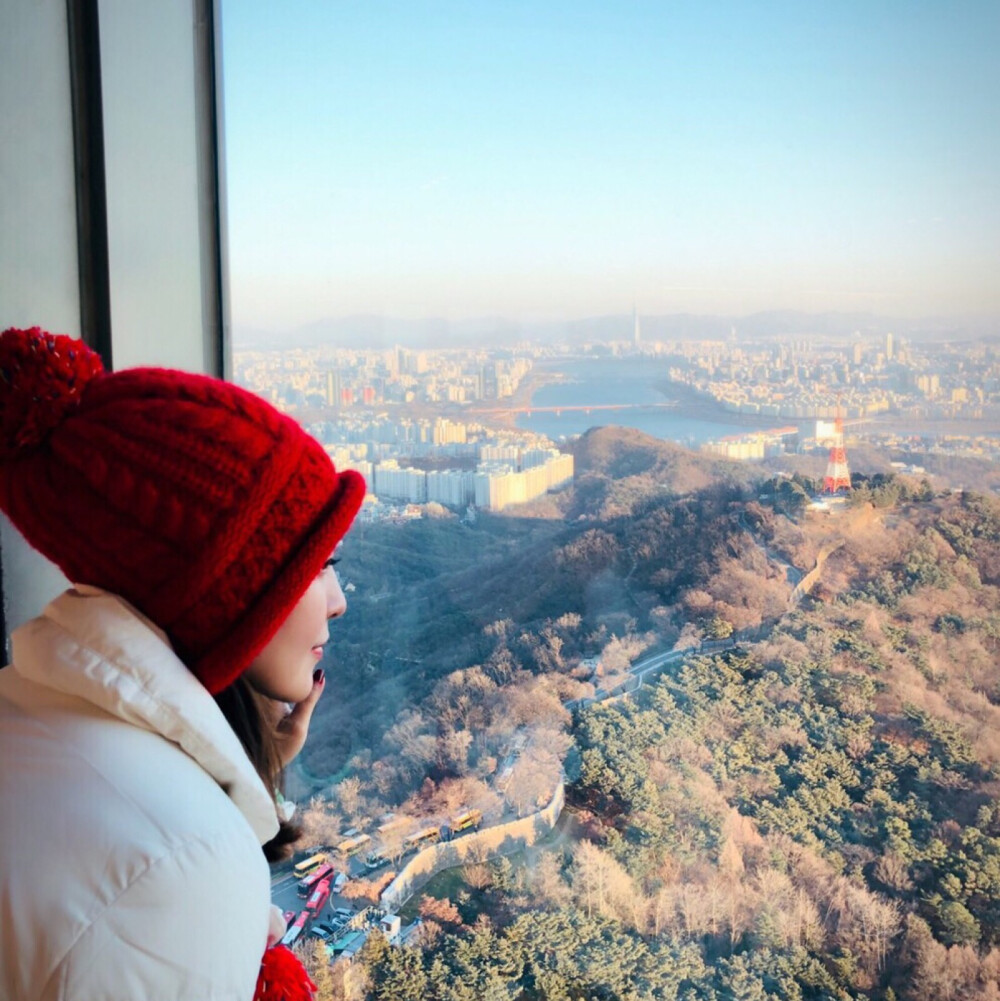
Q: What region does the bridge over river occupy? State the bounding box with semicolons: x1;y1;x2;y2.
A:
470;401;679;418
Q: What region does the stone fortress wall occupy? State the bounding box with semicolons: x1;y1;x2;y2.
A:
380;780;565;912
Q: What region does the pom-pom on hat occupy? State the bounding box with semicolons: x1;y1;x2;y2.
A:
0;327;366;693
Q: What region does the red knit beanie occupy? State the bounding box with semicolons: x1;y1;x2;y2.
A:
0;327;366;694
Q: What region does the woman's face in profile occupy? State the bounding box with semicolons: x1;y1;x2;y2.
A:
244;560;346;703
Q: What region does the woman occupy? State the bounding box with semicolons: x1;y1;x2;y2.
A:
0;327;365;1000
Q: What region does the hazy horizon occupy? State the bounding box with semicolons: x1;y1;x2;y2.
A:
234;306;999;350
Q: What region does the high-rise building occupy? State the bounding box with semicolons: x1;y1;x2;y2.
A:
432;418;467;445
479;364;499;400
885;332;894;362
373;461;427;503
427;470;474;507
472;454;574;511
325;371;342;409
916;373;940;397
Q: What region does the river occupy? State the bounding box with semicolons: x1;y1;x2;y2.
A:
514;358;778;446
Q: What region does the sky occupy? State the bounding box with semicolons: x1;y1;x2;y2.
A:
222;1;1000;330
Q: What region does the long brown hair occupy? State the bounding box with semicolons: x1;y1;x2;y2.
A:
214;676;302;862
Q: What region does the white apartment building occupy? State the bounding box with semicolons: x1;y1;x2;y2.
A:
373;461;427;503
474;467;521;510
427;469;475;507
324;444;369;469
701;439;766;461
522;447;564;470
473;453;574;512
544;453;575;488
480;444;522;465
369;452;573;512
432;418;468;445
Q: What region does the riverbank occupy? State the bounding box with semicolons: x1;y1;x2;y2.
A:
655;379;1000;438
462;358;1000;442
470;359;787;434
511;360;787;431
651;378;796;430
507;364;568;410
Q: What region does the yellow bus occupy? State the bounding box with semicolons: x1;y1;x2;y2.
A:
336;834;371;857
292;853;327;879
404;826;441;852
450;809;483;834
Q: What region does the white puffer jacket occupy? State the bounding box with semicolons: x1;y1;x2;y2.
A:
0;587;282;1001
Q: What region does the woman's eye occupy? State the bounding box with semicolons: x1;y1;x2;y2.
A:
322;557;341;571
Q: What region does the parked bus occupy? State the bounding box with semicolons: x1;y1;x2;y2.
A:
297;862;335;897
336;833;371;857
280;910;310;948
450;809;483;836
304;878;332;917
292;853;327;879
377;816;406;835
404;826;441;852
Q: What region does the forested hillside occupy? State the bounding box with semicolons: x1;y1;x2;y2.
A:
305;430;782;783
300;429;1000;999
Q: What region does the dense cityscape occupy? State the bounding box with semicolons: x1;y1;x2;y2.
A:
235;321;1000;518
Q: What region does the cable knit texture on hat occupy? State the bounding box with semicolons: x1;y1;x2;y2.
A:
0;327;365;693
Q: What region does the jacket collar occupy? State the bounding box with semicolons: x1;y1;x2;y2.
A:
10;586;279;845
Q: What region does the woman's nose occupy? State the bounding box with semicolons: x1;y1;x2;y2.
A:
326;575;347;620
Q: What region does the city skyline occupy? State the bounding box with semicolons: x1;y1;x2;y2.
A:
233;329;1000;513
223;1;1000;332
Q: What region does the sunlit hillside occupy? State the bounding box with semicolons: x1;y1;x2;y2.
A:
295;430;1000;998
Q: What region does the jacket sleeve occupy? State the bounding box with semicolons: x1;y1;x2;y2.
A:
57;826;270;1001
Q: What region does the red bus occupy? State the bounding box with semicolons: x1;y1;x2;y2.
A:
304;878;332;917
280;911;309;948
297;862;334;897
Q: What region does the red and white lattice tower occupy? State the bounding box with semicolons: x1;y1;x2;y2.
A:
822;405;851;493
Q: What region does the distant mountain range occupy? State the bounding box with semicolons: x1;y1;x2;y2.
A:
234;310;996;351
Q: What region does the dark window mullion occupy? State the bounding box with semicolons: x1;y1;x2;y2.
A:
194;0;231;380
66;0;113;370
